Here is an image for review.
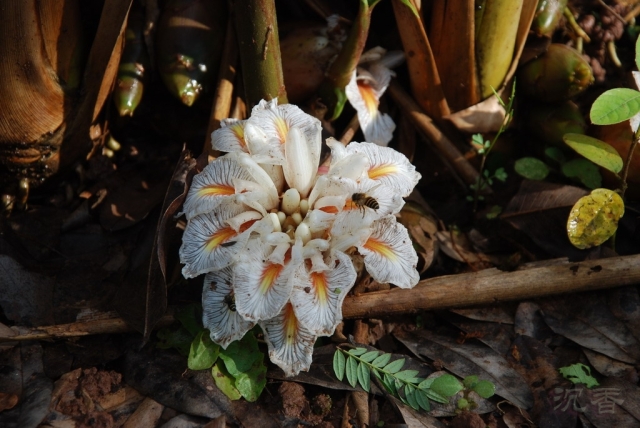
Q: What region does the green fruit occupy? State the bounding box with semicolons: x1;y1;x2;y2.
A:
518;44;594;102
532;0;568;37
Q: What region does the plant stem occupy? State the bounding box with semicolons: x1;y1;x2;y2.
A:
235;0;287;107
619;128;640;199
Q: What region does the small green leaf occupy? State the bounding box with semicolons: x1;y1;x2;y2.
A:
563;133;623;173
514;157;550;180
398;0;419;18
219;333;262;377
424;388;449;404
545;147;566;164
457;397;470;410
383;373;397;395
417;378;434;390
234;354;267;402
591;88;640;125
473;380;496;398
371;353;392;368
333;350;346;381
635;35;640;71
559;363;600;388
346;357;358;387
562;158;602;189
212;362;241;400
357;362;371;392
415;389;431;411
174;304;202;337
462;375;479;390
348;347;367;357
494;167;508;182
567;188;625;249
383;358;405;374
360;351;380;363
156;326;194;356
188;330;220;370
394;370;420;381
404;384;419;410
430;374;464;397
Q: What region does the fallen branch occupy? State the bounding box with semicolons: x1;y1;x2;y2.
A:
2;255;639;341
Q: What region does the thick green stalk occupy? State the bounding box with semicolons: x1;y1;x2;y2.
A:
235;0;287;107
319;0;374;120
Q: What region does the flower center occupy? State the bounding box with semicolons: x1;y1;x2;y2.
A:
270;188;312;244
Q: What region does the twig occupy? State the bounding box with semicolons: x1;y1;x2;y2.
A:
4;255;640;342
342;254;640;319
387;80;482;188
620;128;640;199
339;114;360;145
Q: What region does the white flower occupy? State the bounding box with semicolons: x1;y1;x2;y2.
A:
345;47;405;146
180;99;421;376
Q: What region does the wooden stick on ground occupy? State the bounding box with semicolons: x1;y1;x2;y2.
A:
387;80;481;188
2;254;640;341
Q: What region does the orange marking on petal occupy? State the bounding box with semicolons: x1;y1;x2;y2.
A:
311;272;328;305
363;238;397;261
197;184;235;197
258;263;284;295
368;164;398;180
320;206;339;214
204;226;237;252
357;82;379;117
239;219;258;233
282;303;298;343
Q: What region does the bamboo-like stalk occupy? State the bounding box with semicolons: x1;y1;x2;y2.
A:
235;0;287;107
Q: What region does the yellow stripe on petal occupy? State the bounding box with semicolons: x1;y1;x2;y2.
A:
368;164;399;180
283;303;298;344
259;263;285;295
229;123;247;150
197;184;235;197
363;237;397;261
311;272;328;305
275;117;289;144
204;226;237;252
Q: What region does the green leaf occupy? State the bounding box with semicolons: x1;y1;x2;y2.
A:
394;370;420;381
473;380;496;398
545;147;566;164
174;304;202;337
404;384;419;410
636;35;640;71
383;358;405;374
462;375;479;390
567;188;625;249
494;167;508;182
360;351;380;363
415;389;431;411
212;362;242;400
188;330;220;371
234;354;267;402
346;357;358;387
563;133;623;173
383;373;397;395
514;157;550;180
561;158;602;189
371;353;391;368
418;378;434;390
430;374;464;397
156;326;194;356
590;88;640;125
219;333;262;376
424;388;449;404
333;350;346;381
559;363;600;388
357;362;371;392
348;347;367;357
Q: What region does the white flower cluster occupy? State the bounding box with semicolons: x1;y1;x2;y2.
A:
180;99;420;376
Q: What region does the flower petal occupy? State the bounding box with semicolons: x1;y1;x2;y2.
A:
260;303;317;377
358;215;419;288
329;210;372;252
233;239;296;322
243;122;286;165
284;127;318;197
179;204;257;278
211;119;249;153
202;268;255;349
345;142;421;196
290;251;356;335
